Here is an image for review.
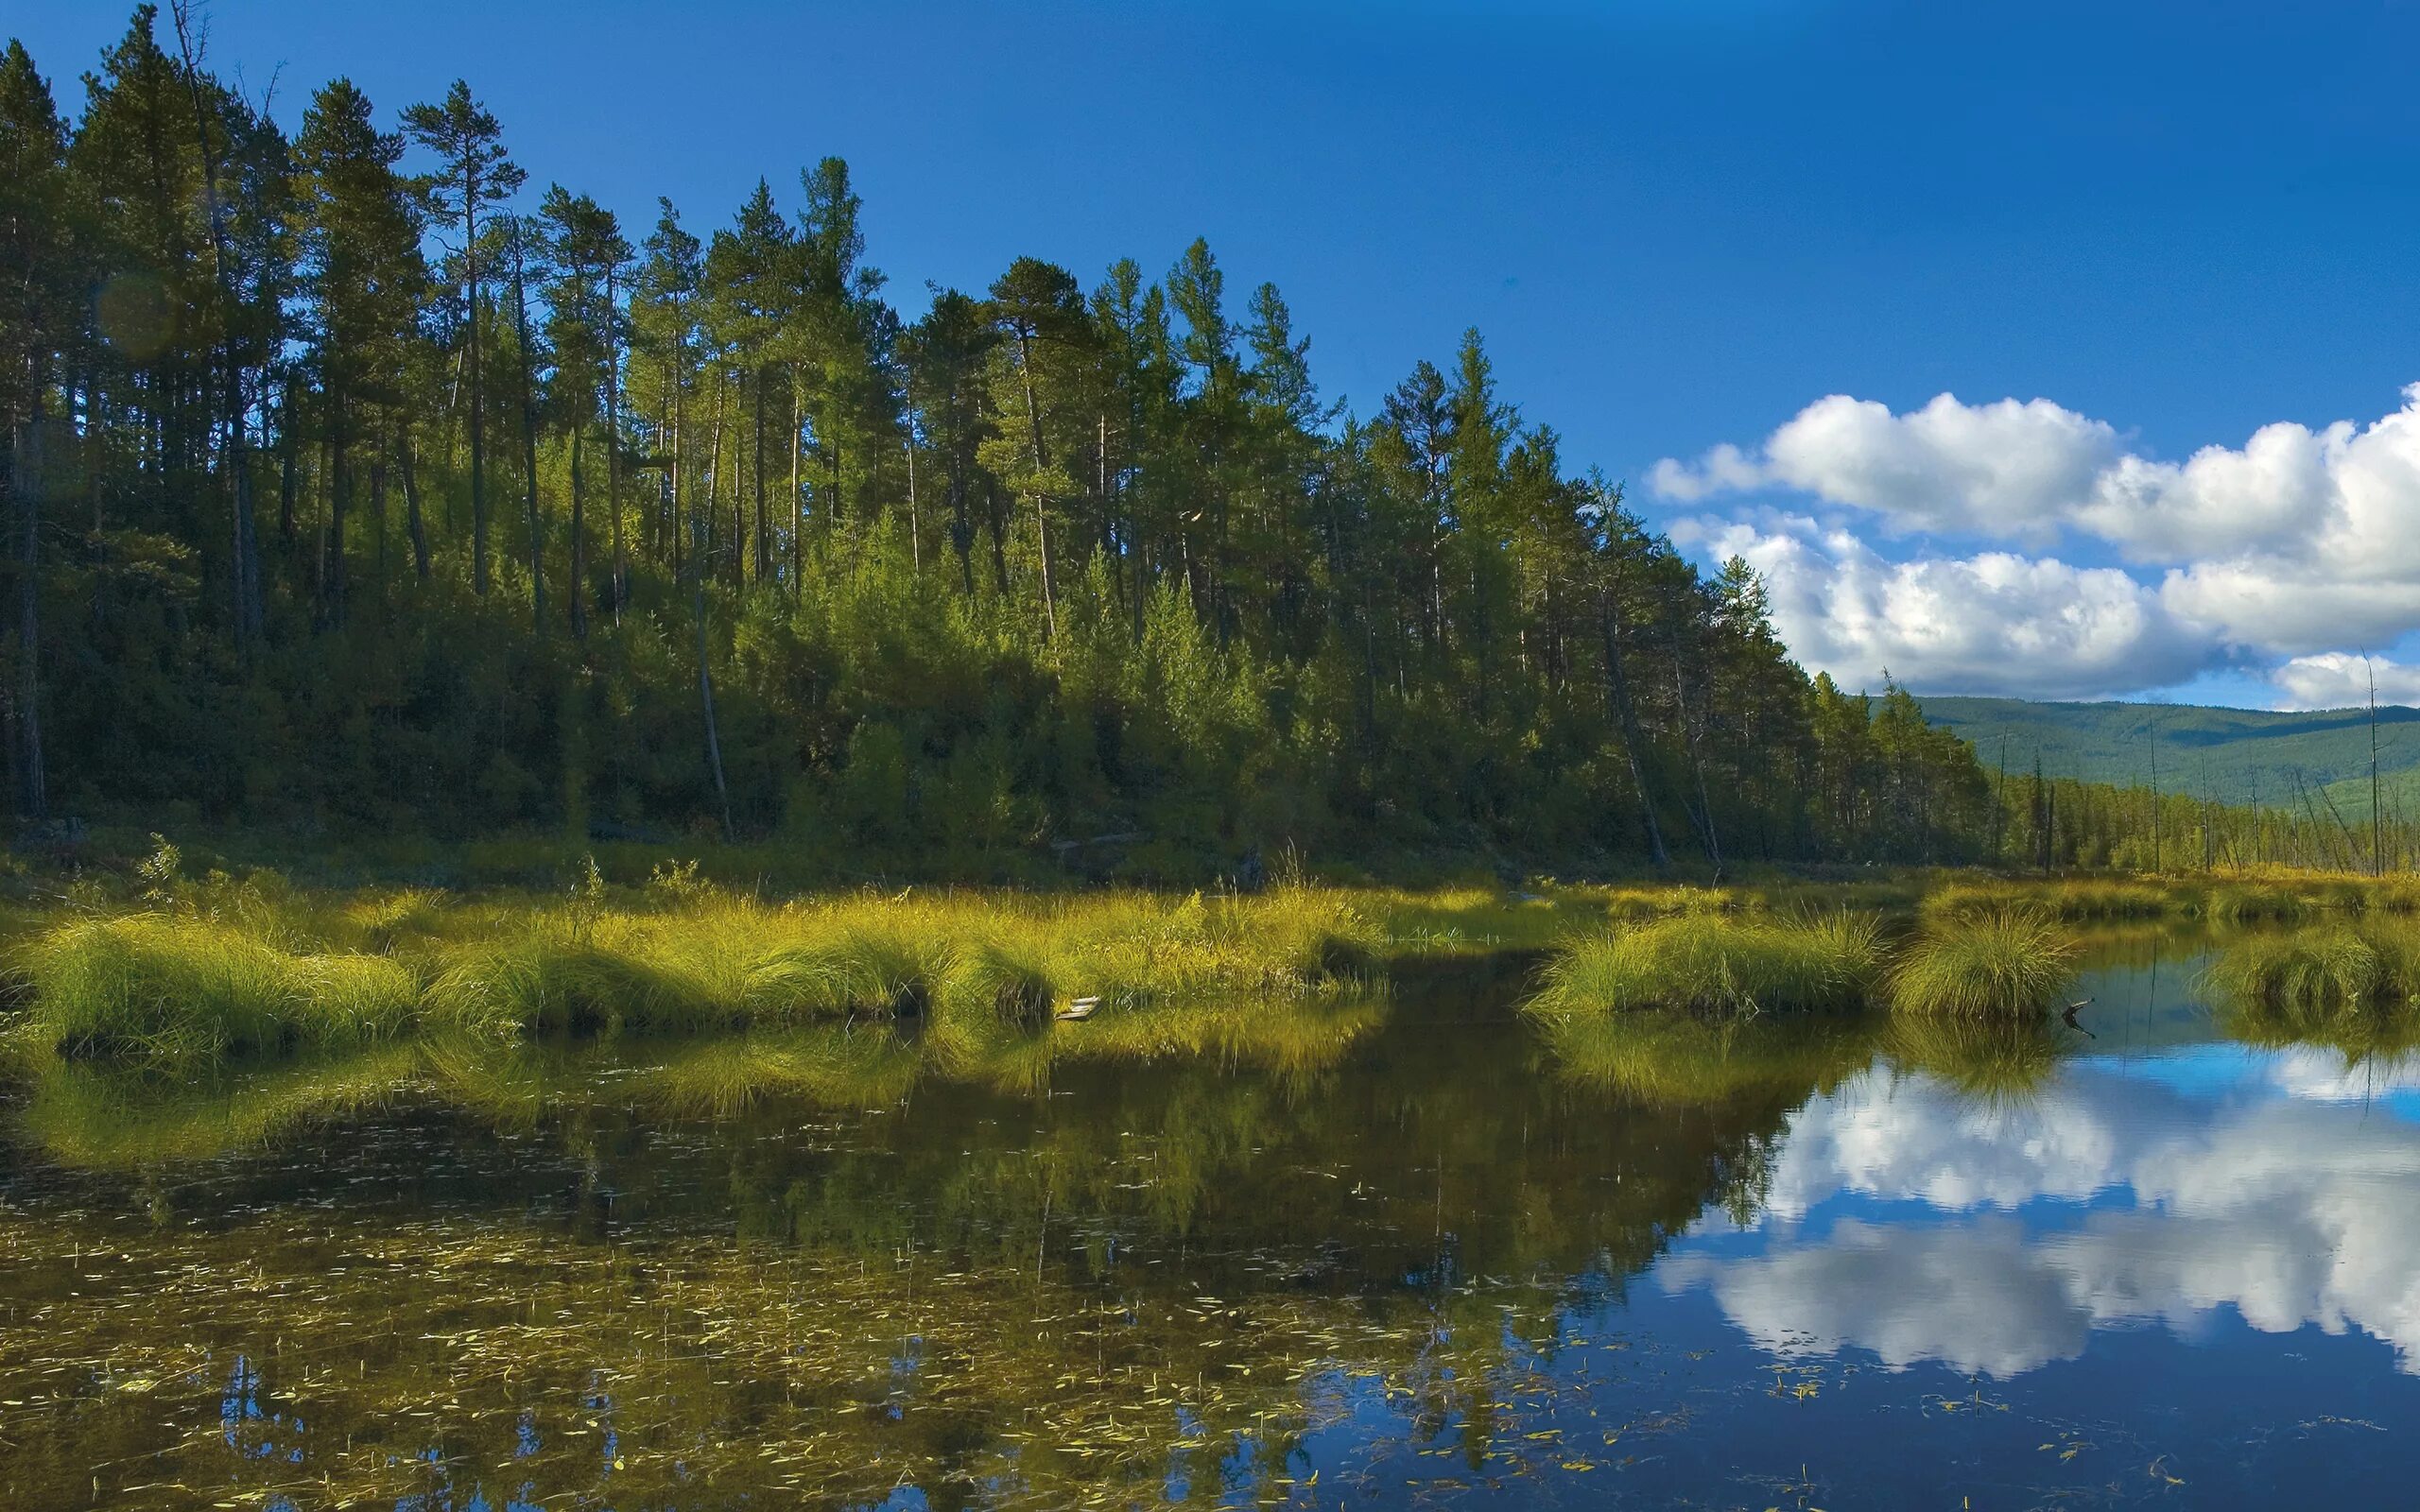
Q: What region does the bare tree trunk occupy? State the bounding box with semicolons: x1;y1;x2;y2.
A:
9;393;45;819
371;456;389;608
510;238;543;631
1011;331;1056;640
692;513;732;840
787;373;804;595
396;422;431;581
752;368;769;585
604;266;624;623
1596;584;1667;868
568;424;587;640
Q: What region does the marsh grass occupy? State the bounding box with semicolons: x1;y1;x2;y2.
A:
1529;910;1882;1020
15;914;418;1061
2200;920;2420;1020
13;882;1387;1064
1921;879;2169;926
1887;909;2077;1019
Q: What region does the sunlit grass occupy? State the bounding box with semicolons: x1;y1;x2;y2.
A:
1920;878;2170;925
13;914;418;1062
1529;910;1882;1020
2200;919;2420;1019
1887;909;2077;1020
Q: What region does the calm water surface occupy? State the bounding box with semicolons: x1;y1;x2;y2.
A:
5;934;2420;1508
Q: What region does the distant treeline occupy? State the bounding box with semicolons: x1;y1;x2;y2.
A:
1993;762;2420;877
4;14;2018;878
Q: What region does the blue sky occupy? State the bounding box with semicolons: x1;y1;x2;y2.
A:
23;0;2420;709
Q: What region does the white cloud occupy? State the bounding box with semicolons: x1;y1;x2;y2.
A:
1685;514;2211;698
1657;1057;2420;1377
1653;386;2420;698
2267;652;2420;711
1765;393;2118;539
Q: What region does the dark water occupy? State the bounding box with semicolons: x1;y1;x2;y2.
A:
6;936;2420;1509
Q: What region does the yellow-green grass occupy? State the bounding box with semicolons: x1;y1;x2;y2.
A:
1920;878;2170;925
1528;911;1883;1021
2199;920;2420;1020
1887;909;2078;1020
13;914;418;1062
9;885;1387;1064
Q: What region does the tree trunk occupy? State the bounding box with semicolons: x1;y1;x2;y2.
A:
467;203;488;595
752;368;769;585
9;393;45;819
1597;583;1668;868
397;422;431;581
324;395;349;628
1013;331;1056;639
788;373;804;595
568;424;587;640
604;266;624;623
692;513;733;840
510;241;543;632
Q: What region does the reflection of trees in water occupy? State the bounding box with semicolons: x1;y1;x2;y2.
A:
0;971;1888;1508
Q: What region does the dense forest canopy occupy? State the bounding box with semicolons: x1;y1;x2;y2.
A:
0;10;2008;879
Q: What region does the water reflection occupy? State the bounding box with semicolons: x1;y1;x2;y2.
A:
7;943;2420;1506
1661;1041;2420;1378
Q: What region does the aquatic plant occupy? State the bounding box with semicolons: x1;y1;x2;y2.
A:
1887;909;2077;1019
1530;910;1883;1020
14;914;418;1061
2199;920;2420;1017
1920;878;2170;925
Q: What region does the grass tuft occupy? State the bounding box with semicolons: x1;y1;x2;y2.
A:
2199;920;2420;1019
1530;910;1882;1020
15;914;417;1062
1887;909;2077;1020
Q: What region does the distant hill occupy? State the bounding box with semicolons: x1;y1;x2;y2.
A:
1913;695;2420;816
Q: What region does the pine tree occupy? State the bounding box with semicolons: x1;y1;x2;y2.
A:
403;81;524;594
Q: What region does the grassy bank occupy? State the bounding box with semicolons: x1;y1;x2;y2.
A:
5;873;1392;1066
18;834;2420;1069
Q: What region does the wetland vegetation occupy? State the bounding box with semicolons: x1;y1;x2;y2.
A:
9;13;2420;1506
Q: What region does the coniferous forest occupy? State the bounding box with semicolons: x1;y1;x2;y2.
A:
0;10;2006;879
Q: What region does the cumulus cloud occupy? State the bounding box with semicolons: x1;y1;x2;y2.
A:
2268;652;2420;711
1677;514;2212;698
1651;386;2420;698
1656;1057;2420;1377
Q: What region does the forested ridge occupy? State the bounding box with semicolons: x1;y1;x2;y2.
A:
0;10;2003;880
